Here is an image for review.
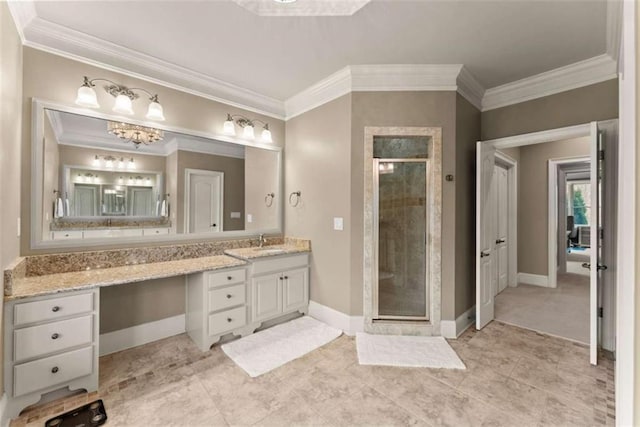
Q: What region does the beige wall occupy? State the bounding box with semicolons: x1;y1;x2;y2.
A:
0;1;23;395
100;277;185;333
175;150;245;233
635;5;640;420
165;151;178;233
285;94;353;314
454;94;481;317
517;137;590;276
21;47;284;255
351;91;458;319
245;147;279;231
481;79;619;140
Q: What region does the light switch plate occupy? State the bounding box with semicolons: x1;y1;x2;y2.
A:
17;217;21;237
333;217;344;231
247;214;253;223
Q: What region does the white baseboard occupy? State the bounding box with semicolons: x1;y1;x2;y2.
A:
517;272;549;287
441;305;476;339
0;393;8;427
308;300;363;336
99;314;186;356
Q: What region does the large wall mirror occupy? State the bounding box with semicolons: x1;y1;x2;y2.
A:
32;100;282;248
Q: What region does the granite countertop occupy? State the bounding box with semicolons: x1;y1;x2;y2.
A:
224;245;310;261
6;255;246;301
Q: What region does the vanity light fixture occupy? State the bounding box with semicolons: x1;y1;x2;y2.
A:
75;76;166;121
107;121;164;149
222;113;273;143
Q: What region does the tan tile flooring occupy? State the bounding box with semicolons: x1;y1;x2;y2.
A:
11;321;614;426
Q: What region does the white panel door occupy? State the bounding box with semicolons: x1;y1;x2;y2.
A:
476;141;496;329
496;165;509;294
187;171;223;234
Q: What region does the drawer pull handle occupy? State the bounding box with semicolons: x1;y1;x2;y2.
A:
51;367;59;374
227;318;232;323
226;294;232;299
227;276;233;280
51;333;60;340
51;306;61;312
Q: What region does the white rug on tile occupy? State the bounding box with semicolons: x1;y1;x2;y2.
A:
356;333;466;369
221;316;342;377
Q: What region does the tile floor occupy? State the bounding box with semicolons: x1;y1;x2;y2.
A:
495;272;589;343
11;321;614;426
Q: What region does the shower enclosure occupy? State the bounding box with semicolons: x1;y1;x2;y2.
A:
372;136;429;321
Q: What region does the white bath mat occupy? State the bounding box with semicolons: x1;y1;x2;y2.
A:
356;333;466;369
221;316;342;377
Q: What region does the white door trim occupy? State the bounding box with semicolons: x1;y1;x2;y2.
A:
547;156;590;289
495;151;518;289
615;0;635;422
184;168;225;233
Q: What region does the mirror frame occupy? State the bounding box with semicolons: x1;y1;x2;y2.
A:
31;98;284;250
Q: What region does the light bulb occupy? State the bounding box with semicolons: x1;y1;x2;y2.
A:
261;125;272;143
136;178;142;185
128;158;135;169
105;159;114;168
118;177;124;185
75;78;99;108
128;177;134;185
223;114;236;135
113;94;134;115
146;98;165;121
243;124;255;140
92;155;100;167
93;175;99;184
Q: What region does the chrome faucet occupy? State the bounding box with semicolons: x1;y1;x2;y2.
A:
258;233;266;248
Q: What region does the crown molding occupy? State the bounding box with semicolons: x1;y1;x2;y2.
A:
6;1;36;42
21;17;286;119
481;54;618;112
284;64;477;119
606;0;622;67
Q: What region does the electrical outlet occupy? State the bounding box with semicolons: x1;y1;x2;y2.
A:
333;217;344;231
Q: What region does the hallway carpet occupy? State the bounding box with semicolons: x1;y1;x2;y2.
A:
495;273;589;344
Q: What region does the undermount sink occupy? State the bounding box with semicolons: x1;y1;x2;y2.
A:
255;247;286;254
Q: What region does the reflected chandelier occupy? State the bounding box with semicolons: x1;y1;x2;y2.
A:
108;122;164;148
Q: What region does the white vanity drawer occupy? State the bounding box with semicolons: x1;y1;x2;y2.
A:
207;269;246;289
208;284;245;313
14;293;94;326
13;346;93;397
252;254;309;276
208;306;246;336
51;231;83;240
142;227;171;236
14;315;93;362
83;228;144;239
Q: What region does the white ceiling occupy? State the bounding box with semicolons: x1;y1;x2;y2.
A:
31;0;608;101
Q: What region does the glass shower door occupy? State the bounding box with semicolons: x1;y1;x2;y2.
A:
374;159;429;320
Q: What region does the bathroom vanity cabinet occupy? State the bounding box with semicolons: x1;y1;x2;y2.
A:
251;254;309;323
3;289;99;419
186;252;310;351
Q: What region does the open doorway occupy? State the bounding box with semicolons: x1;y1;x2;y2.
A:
476;121;618;365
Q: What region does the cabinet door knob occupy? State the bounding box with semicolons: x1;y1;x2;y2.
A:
227;276;232;280
284;276;289;280
51;333;60;340
226;294;232;299
51;306;60;312
227;318;232;323
279;277;283;280
51;367;59;374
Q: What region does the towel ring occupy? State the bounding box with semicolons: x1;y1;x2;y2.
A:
289;191;301;207
264;193;275;207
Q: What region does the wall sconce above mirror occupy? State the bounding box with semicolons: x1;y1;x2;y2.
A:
32;99;283;249
223;113;273;143
75;76;166;121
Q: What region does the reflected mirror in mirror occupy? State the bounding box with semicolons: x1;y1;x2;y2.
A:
42;109;280;242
